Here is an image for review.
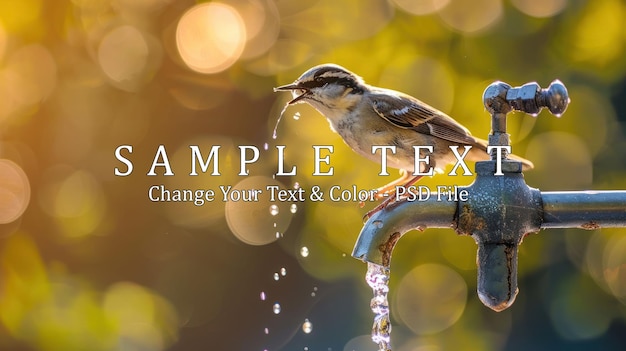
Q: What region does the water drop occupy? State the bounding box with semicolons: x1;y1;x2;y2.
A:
293;112;301;120
280;267;287;276
373;220;384;228
260;291;266;301
302;319;313;333
275;231;281;239
300;246;309;257
264;327;269;335
311;292;316;297
263;142;269;150
273;273;280;281
293;182;300;189
273;303;281;314
290;203;298;214
269;204;279;216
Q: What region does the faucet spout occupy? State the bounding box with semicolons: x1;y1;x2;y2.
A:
351;196;457;267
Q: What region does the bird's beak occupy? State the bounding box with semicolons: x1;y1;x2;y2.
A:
274;83;310;105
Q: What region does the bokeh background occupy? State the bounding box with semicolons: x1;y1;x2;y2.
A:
1;0;626;350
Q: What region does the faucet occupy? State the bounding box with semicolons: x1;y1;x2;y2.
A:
352;80;626;312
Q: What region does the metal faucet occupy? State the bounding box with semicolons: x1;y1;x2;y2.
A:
352;80;626;312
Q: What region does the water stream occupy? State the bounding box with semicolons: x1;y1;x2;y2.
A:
366;262;392;351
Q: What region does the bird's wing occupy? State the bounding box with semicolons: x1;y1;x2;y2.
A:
370;89;478;146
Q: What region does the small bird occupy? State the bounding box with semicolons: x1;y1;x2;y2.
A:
274;64;533;215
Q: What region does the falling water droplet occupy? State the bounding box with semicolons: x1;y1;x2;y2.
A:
280;267;287;276
293;182;300;189
273;303;281;314
263;142;269;150
302;318;313;333
273;273;280;281
275;231;281;239
300;246;309;257
293;112;301;120
290;203;298;214
260;291;266;301
269;204;279;216
273;223;277;228
264;328;269;335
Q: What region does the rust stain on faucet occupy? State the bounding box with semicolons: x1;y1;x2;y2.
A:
379;232;401;267
580;221;600;230
456;204;487;235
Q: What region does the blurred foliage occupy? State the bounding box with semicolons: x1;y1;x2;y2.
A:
0;0;626;350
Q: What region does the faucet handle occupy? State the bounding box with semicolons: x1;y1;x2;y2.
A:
507;80;569;117
483;80;570;146
484;80;570;117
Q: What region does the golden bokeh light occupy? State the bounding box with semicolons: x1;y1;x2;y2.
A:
391;0;451;15
438;0;503;34
510;0;567;18
103;282;179;350
0;44;57;121
394;264;467;334
38;167;106;238
97;25;161;91
227;0;280;60
225;176;294;245
176;3;246;74
0;159;30;224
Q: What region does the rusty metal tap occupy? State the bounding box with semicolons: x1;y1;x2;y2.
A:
352;79;626;312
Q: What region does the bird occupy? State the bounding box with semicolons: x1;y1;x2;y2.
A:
274;63;533;217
